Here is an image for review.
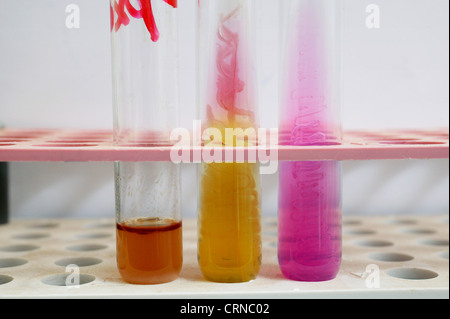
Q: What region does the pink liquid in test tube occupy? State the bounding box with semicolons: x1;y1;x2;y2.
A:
278;0;342;282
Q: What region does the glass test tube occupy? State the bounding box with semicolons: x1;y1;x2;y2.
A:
0;161;7;225
278;0;343;282
0;122;7;225
197;0;262;283
110;0;182;284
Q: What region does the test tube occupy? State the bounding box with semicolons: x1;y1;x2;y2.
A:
278;0;343;282
197;0;262;283
0;123;7;225
110;0;182;284
0;162;7;225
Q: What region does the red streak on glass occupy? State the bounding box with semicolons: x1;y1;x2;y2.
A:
112;0;177;42
215;23;254;123
110;4;114;31
114;0;130;32
140;0;159;41
126;0;143;18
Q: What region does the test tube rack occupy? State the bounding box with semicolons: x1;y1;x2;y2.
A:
0;128;448;298
0;128;448;162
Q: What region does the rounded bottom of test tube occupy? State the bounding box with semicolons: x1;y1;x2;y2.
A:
278;258;341;282
200;268;259;284
118;270;181;285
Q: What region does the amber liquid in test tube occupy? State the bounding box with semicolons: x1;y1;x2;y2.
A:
116;218;182;284
197;0;262;283
110;0;182;284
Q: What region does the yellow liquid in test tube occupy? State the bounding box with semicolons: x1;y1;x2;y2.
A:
197;1;261;283
198;161;261;283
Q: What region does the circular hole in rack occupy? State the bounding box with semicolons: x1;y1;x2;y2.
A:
47;139;107;143
401;228;436;235
118;142;175;148
419;239;449;247
386;268;439;280
1;134;33;139
27;222;59;229
262;220;277;227
263;231;277;237
1;131;52;138
429;134;450;139
379;141;446;145
438;252;449;260
367;252;414;262
54;257;103;267
267;241;277;249
0;244;40;252
75;232;112;239
67;134;112;139
12;233;50;240
0;275;13;285
0;258;28;268
343;220;362;226
64;132;112;139
377;138;421;142
0;138;30;142
66;244;108;252
354;239;394;248
41;273;96;287
84;222;115;229
344;229;376;235
33;143;99;148
388;219;418;225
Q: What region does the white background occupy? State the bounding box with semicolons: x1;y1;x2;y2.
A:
0;0;448;219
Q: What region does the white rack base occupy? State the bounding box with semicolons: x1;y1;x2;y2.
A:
0;216;448;299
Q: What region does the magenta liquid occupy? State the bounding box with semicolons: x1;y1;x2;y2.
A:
278;0;342;281
278;161;341;282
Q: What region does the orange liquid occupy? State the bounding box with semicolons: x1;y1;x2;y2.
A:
198;162;261;283
116;218;182;284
